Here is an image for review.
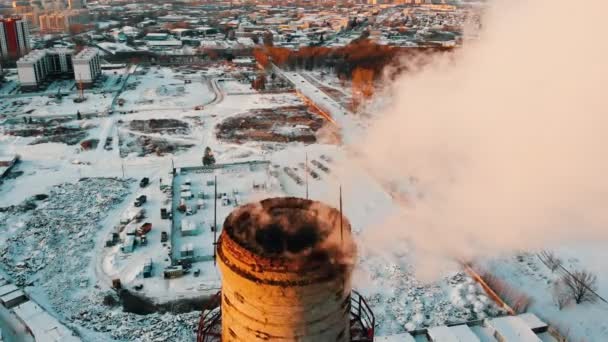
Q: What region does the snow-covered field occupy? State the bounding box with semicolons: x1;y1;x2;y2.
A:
484;250;608;341
218;79;256;94
0;63;605;341
118;67;215;111
20;93;115;117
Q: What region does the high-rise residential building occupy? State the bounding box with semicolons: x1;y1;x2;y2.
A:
21;12;39;29
13;0;30;9
40;0;66;10
17;47;74;90
39;12;67;32
68;0;84;9
17;47;99;90
73;47;101;86
39;10;90;33
0;17;30;61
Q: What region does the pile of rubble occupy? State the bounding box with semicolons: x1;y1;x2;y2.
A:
357;252;505;335
0;178;199;341
128;119;190;135
119;132;194;158
67;292;199;341
0;178;131;285
216;106;325;144
6;124;89;146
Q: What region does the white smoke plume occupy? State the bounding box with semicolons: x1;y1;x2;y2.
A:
355;0;608;277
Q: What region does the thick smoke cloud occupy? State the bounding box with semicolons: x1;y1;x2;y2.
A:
355;0;608;277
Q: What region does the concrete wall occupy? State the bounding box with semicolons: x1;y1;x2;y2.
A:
16;63;36;86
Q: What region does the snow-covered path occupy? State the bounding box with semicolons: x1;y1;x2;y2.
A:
272;64;364;142
96;117;116;154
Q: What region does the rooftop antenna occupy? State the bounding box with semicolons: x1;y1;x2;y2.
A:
213;174;218;266
340;185;346;291
305;152;309;199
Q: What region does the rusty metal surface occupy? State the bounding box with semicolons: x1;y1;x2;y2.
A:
196;290;376;342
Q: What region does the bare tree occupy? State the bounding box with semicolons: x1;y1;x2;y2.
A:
552;280;571;310
562;270;598;304
479;270;532;313
541;250;562;272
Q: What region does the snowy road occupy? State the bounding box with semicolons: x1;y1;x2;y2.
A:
272;64;363;141
96;117;116;154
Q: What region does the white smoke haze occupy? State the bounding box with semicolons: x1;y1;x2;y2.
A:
354;0;608;278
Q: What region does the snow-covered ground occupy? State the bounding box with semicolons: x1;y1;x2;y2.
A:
484;250;608;341
20;93;115;117
0;63;502;340
218;79;256;95
118;67;215;111
1;62;605;341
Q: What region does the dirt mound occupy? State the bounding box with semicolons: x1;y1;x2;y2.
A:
129;119;190;135
119;132;194;157
216;105;327;144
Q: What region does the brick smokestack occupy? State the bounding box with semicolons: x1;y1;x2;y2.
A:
217;197;356;341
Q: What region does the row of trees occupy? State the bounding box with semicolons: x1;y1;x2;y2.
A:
252;39;453;80
478;250;600;317
542;250;600;309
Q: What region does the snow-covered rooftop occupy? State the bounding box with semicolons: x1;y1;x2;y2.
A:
13;301;81;342
427;326;460;342
487;316;542;342
518;313;548;332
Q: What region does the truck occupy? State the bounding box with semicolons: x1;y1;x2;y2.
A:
160;207;170;219
137;222;152;236
163;265;184;279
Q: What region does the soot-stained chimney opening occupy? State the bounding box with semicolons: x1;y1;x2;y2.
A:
223;197;355;265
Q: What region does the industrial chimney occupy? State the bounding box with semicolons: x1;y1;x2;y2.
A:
210;197;357;341
197;197;374;342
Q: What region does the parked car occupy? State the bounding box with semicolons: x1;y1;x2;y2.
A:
161;231;168;242
140;177;150;187
134;195;147;207
160;207;169;219
137;222;152;236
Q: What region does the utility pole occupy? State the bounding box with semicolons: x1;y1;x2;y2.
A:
213;175;218;266
305;152;309;199
339;185;343;245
